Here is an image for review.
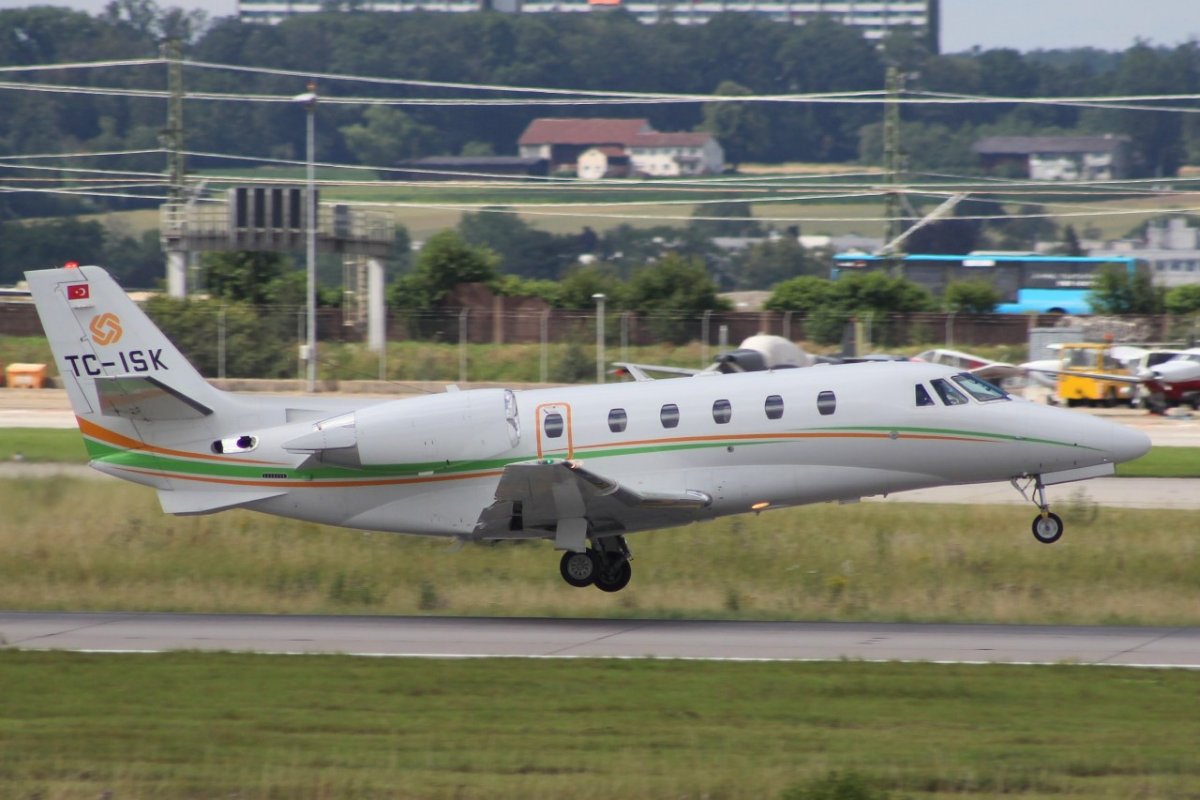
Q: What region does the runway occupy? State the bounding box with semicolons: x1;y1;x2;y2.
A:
2;612;1198;668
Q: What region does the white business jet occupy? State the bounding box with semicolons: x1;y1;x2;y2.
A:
26;266;1151;593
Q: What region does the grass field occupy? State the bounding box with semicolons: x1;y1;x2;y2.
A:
1;477;1198;624
1;652;1198;799
0;429;87;463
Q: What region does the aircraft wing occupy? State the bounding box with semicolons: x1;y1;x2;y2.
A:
966;362;1023;382
473;460;711;541
611;362;707;381
1015;364;1144;384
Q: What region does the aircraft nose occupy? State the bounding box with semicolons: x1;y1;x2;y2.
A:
1109;423;1152;464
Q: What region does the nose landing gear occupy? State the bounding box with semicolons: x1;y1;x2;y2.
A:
558;535;633;592
1012;475;1064;544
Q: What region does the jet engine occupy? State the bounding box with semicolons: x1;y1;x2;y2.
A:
283;388;521;468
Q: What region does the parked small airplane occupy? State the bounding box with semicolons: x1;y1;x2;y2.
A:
1137;348;1200;411
614;334;818;381
27;266;1152;592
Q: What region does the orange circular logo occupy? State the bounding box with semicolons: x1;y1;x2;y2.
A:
89;313;123;346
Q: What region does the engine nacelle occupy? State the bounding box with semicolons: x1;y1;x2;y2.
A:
284;388;521;468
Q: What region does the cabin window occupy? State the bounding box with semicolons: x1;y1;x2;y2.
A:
607;408;628;433
764;395;784;420
543;412;565;438
916;384;935;407
931;378;969;406
952;372;1009;402
712;399;732;424
817;390;837;416
660;403;680;428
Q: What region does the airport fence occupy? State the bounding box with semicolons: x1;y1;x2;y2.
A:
1;300;1184;383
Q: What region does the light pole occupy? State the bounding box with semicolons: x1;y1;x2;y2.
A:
592;292;606;384
293;82;318;392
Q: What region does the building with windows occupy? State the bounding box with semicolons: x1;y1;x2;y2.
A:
1096;218;1200;289
519;118;724;176
972;135;1132;182
236;0;938;45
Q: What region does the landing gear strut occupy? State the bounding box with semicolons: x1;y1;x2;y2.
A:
558;535;633;592
1012;475;1064;544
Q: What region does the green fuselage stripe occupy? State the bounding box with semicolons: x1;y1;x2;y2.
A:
83;423;1097;486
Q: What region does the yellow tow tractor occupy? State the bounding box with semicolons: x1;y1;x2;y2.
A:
1056;343;1137;407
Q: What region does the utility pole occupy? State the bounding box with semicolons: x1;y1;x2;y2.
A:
162;37;188;297
881;65;905;259
164;38;185;206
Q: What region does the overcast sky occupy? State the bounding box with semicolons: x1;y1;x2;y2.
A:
1;0;1197;53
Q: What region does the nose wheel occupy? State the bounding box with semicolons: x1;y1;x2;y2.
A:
1012;475;1065;544
1032;511;1064;544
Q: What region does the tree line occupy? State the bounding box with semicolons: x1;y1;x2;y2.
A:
3;2;1200;221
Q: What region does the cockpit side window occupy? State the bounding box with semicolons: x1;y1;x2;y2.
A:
952;372;1010;402
915;384;935;407
931;378;969;406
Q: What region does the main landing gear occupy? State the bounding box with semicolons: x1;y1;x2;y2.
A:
558;535;633;593
1011;474;1064;544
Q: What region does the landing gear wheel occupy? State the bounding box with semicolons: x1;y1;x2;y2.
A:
594;559;632;593
559;550;598;587
1032;512;1064;544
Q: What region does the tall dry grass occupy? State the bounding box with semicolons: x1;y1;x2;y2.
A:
1;477;1197;624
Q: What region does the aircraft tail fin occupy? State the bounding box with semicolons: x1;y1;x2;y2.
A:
24;265;230;429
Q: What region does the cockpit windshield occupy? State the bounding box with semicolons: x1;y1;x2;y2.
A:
951;372;1010;402
930;378;969;405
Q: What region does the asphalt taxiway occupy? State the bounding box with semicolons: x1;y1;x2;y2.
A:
2;612;1199;668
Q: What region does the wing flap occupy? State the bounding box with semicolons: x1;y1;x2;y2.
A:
474;460;711;540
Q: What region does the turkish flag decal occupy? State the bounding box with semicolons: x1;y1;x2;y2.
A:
67;284;90;300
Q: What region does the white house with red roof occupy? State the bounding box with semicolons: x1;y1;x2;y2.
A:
518;118;724;177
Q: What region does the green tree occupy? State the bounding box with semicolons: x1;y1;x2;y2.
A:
766;272;931;344
142;296;293;378
1089;263;1164;314
201;251;290;306
553;264;624;310
340;106;439;167
763;275;838;313
458;210;582;280
732;237;817;290
700;80;770;167
389;229;500;309
1111;43;1185;177
625;253;728;343
943;279;1002;313
1165;284;1200;315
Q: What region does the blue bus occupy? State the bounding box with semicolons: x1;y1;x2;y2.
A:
831;253;1140;314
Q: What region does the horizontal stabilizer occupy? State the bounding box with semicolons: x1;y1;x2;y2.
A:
157;489;286;516
96;375;212;421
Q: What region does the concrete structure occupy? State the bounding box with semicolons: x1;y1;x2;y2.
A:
518;118;724;176
973;135;1132;182
237;0;938;44
1096;218;1200;288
